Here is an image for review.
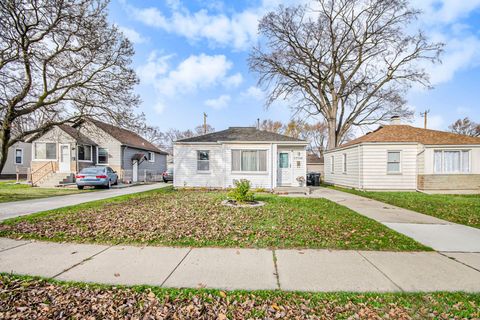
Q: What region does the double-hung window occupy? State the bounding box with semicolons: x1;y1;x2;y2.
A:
148;152;155;162
434;150;470;173
342;154;347;173
78;145;92;161
97;147;109;164
34;143;56;160
232;150;267;172
387;151;401;173
330;156;334;173
14;148;23;165
197;150;210;171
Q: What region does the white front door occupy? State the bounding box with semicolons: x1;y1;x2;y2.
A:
277;151;292;186
132;160;138;182
59;144;70;173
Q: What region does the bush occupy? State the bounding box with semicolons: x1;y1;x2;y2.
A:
228;179;255;203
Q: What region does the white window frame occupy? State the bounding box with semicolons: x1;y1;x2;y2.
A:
387;150;402;174
197;150;210;172
231;149;268;173
33;142;57;161
148;151;155;162
330;155;334;173
14;148;23;165
77;145;93;162
342;153;347;173
433;149;470;174
96;147;109;165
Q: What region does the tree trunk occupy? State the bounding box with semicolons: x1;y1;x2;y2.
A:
0;115;13;175
326;118;337;150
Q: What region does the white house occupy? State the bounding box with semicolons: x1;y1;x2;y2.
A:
324;117;480;192
173;127;307;189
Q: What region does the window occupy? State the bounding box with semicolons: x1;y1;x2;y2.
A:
342;154;347;173
34;143;56;160
387;151;401;173
197;150;210;171
148;152;155;162
232;150;267;172
330;156;334;173
97;147;109;164
14;148;23;165
77;145;92;161
434;150;470;173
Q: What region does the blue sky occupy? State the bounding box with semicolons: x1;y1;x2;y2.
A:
108;0;480;133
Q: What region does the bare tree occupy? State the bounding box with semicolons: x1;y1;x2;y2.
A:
249;0;443;149
256;119;284;133
0;0;139;172
448;118;480;137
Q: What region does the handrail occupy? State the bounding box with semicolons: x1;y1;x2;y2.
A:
31;161;55;186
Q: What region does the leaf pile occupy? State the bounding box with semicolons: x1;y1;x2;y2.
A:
1;275;479;319
0;188;426;250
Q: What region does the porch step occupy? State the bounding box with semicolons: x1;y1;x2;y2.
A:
36;173;75;188
273;187;310;195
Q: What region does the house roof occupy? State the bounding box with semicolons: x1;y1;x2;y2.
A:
89;119;168;154
176;127;306;143
307;154;324;164
340;125;480;148
58;124;97;146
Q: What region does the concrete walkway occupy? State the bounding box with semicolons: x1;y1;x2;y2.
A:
0;183;169;221
299;188;480;252
0;238;479;292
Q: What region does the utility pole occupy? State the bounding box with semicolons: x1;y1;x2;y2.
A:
420;109;430;129
203;112;208;134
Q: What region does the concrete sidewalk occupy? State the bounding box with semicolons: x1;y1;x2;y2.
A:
0;183;169;221
0;238;479;292
300;188;480;252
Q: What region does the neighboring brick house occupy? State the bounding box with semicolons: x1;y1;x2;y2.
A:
30;119;168;185
324;117;480;192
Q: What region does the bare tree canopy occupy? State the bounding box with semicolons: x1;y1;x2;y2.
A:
249;0;443;149
448;117;480;137
0;0;140;172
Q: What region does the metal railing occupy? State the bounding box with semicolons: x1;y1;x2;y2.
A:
30;161;55;186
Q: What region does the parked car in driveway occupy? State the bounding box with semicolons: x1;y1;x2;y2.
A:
76;166;118;189
162;168;173;183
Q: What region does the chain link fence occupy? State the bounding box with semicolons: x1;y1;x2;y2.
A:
121;169;164;184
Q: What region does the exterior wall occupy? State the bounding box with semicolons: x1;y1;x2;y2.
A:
77;122;122;169
1;142;32;176
31;127;76;173
324;146;360;188
174;143;307;189
122;147;167;173
361;144;418;190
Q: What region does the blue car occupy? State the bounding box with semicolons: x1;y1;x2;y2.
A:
76;166;118;190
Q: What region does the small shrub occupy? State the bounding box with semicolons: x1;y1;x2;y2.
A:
228;179;255;203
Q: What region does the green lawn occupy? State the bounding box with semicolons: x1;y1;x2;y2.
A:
0;181;87;203
0;187;428;251
329;186;480;228
1;274;478;319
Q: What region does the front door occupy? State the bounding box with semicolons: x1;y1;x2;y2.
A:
132;160;138;182
59;144;70;173
277;151;292;186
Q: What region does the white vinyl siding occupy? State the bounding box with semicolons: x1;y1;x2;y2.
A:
324;146;360;188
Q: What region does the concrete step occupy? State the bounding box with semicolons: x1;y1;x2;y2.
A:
273;187;310;195
37;173;75;188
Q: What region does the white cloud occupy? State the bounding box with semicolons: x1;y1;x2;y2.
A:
224;73;243;88
156;54;239;96
117;25;149;44
242;86;265;100
136;51;172;85
205;94;231;109
413;0;480;24
153;101;167;114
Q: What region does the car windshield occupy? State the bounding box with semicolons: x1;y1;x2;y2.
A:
80;168;105;175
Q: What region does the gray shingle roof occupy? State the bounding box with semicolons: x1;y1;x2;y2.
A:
176;127;306;143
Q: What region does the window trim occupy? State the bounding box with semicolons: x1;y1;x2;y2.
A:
231;149;268;173
433;149;471;174
342;153;347;174
32;142;57;161
148;151;155;162
96;147;109;165
77;144;93;162
14;148;23;165
387;150;402;174
197;150;210;172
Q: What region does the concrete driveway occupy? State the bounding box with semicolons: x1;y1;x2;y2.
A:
0;183;170;221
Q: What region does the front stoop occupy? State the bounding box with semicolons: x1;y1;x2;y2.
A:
273;186;310;195
36;173;75;188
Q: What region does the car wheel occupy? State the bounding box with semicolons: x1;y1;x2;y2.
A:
105;180;111;189
77;185;84;190
113;178;118;185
